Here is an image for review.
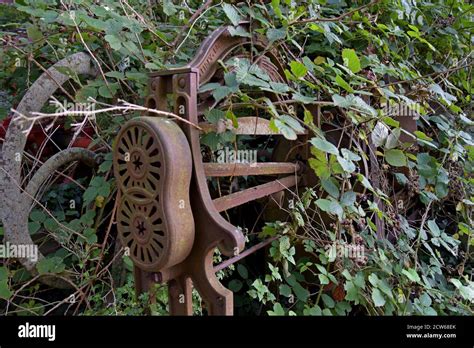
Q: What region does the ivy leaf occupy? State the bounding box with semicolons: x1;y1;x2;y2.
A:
274;119;297;140
237;264;248;279
229;279;243;292
337;155;356;173
212;86;234;102
104;34;122;50
0;280;12;299
267;303;285;316
321;178;339;198
341;191;356;207
371;288;386;307
371;122;389;147
321;294;335;308
344;281;360;303
319;274;330;285
429;83;457;105
290;61;307;79
267;28;286;43
292;282;310;302
37;257;66;275
228;25;251;38
342;49;361;73
163;0;177;16
385;128;401;149
385;149;407;167
310;137;339;155
222;3;241;26
28;221;41;235
205;109;225;125
315;198;332;212
394;173;408;185
332;94;352;108
329;201;344;220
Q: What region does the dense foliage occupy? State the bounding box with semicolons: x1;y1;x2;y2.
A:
0;0;472;316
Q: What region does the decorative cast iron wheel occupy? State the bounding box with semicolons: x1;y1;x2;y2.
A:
126;25;316;315
0;52;102;288
113;117;194;272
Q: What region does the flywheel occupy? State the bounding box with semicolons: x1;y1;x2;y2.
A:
113;117;195;271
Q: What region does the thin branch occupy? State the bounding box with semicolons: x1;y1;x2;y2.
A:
11;99;203;131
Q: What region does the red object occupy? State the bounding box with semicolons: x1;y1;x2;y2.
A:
0;115;93;155
332;284;346;302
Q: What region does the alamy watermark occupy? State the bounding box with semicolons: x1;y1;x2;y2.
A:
381;100;421;119
216;146;257;165
55;100;96;116
0;242;38;263
324;242;365;260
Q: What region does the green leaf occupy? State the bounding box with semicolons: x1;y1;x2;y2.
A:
319;274;330;285
290;61;307;79
104;34;122;50
279;115;305;133
394;173;408;185
337;155;356;173
321;178;339;198
341;191;356;207
26;24;43;42
310;137;339;155
237;264;248;279
0;280;12;299
163;0;177;16
372;288;386;307
212;86;233;102
104;71;124;80
28;221;41;235
427;220;441;237
371;122;389;147
98;85;113;98
274;119;297;140
385;149;407;167
205;109;225;125
267;28;286;43
304;305;322;316
222;3;241;26
402;268;421;283
332;94;351;108
335;75;354;92
37;257;66;275
419;293;432;307
228;25;251;38
292;282;310;302
0;267;8;281
229;279;243;292
279;284;292;297
345;281;360;302
267;303;285;316
30;210;47;223
329;201;344;220
315;198;332;212
321;294;335;308
342;49;361;73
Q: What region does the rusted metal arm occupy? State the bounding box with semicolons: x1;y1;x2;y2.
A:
213;175;299;212
204;162;299;177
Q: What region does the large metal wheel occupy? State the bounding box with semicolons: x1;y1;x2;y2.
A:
0;52;100;288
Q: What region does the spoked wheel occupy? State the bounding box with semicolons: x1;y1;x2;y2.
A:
116;25;315;315
113;117;194;272
0;52;107;288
